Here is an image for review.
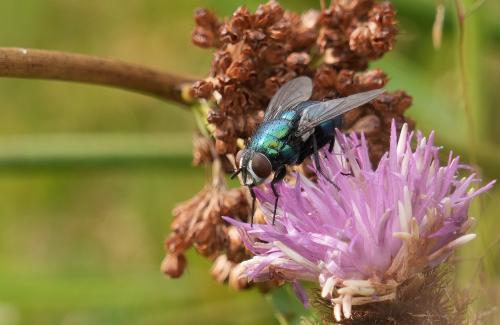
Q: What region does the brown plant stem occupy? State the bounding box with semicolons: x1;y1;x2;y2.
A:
0;47;195;106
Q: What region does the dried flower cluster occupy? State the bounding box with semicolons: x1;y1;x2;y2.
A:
190;0;412;163
226;122;495;321
161;159;251;287
164;0;415;293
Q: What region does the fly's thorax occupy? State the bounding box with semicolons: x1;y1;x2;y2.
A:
250;119;295;155
279;110;298;121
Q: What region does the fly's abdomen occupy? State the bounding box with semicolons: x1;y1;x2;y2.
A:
315;116;343;147
318;116;342;137
296;116;343;163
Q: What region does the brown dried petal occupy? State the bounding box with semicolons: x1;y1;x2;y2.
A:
286;52;311;67
254;0;285;28
372;91;413;114
192;8;221;48
212;50;233;75
161;253;187;278
349;2;397;59
194;8;220;27
336;69;356;95
190;80;213;99
259;43;287;65
221;189;250;220
350;114;381;135
336;69;388;95
164;232;190;255
226;225;248;262
192;135;213;166
342;107;365;127
221;7;252;44
192;27;217;48
246;29;266;42
337;0;374;16
228;263;250;290
349;23;375;56
354;68;388;90
266;21;289;41
215;138;237;155
211;254;233;283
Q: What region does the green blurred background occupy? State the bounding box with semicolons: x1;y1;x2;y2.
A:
0;0;498;324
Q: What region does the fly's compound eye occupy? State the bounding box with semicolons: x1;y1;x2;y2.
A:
251;153;272;179
235;150;244;168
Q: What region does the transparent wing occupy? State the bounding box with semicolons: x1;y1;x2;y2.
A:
263;76;313;122
296;88;384;137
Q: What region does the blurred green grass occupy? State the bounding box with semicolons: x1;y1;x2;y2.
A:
0;0;498;324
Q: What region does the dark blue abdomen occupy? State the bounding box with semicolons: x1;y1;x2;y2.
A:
316;115;343;144
296;115;343;163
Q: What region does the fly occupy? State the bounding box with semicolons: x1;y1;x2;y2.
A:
231;76;383;225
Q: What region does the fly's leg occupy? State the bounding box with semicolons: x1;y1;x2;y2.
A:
327;136;359;177
249;186;256;227
230;169;241;179
312;134;340;191
328;138;335;153
340;156;352;177
270;166;286;225
326;132;362;177
270;183;279;226
340;143;362;176
327;137;350;176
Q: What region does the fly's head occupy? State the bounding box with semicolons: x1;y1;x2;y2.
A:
235;149;273;187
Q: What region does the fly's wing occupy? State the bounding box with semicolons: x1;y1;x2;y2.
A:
295;88;384;139
263;76;313;122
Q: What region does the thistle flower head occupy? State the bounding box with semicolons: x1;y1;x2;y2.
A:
225;121;495;321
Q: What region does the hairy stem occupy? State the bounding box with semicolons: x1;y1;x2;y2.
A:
0;47;195;106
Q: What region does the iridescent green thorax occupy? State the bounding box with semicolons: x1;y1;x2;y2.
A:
249;111;300;166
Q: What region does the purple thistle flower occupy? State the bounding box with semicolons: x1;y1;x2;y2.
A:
224;121;495;321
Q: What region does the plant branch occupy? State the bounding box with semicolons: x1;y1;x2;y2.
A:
0;47;196;106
